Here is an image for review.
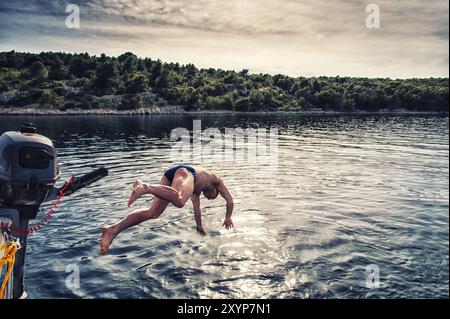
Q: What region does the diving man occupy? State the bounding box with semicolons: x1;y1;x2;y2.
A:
100;165;234;254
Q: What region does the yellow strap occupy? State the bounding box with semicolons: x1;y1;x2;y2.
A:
0;243;17;299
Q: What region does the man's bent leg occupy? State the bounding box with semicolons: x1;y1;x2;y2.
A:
101;177;171;254
170;169;195;208
128;169;194;208
115;198;169;233
100;198;169;254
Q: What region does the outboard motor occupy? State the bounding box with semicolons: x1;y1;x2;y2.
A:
0;123;108;299
0;123;60;215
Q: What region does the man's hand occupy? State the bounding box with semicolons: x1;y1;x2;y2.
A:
196;226;206;236
222;218;233;230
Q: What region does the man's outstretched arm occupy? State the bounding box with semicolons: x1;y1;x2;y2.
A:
191;194;206;236
217;177;234;229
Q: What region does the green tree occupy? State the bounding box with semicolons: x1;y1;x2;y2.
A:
121;54;138;74
341;89;356;111
38;90;63;109
49;57;67;80
0;51;448;113
93;61;119;93
28;61;48;80
125;71;149;93
69;57;88;78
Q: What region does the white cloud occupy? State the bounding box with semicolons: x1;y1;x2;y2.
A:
0;0;448;78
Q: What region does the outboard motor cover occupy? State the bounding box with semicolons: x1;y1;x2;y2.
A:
0;124;60;211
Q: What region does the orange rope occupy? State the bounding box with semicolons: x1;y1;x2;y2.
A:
0;242;17;299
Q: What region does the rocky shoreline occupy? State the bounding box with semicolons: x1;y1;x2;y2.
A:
0;106;447;116
0;106;184;116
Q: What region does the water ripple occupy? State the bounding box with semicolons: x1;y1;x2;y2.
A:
0;114;447;298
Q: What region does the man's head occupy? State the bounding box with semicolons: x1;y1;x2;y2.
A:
203;181;219;200
203;186;219;200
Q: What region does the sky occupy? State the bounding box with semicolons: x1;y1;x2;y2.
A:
0;0;448;78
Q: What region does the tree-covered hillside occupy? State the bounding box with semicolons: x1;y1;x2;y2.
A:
0;51;448;112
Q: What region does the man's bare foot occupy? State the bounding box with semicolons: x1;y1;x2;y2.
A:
127;179;146;207
100;226;116;254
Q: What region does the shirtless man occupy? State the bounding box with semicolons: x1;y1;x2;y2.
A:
100;165;234;254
